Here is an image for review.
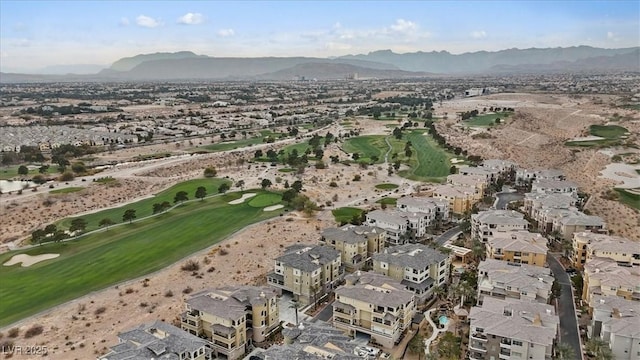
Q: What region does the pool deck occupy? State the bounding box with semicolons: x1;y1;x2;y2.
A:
424;308;451;354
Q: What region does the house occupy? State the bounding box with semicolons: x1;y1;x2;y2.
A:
485;231;548;267
320;225;386;271
458;165;500;184
247;321;363;360
468;298;559;360
100;320;212;360
581;257;640;304
550;210;606;241
180;286;279;360
365;209;428;245
471;210;529;242
481;159;518;178
523;192;577;226
447;173;488;198
477;259;554;305
333;272;416;349
588;295;640;360
372;243;450;302
571;232;640;271
426;183;479;215
531;179;578;196
267;244;343;306
396;196;450;221
515;169;565;187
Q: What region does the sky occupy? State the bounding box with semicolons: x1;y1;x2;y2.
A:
0;0;638;72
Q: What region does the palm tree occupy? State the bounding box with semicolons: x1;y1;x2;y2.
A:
407;332;425;360
554;343;575;360
289;299;301;326
585;338;613;360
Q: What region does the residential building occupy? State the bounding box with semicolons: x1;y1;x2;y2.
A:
332;272;416;348
427;183;479;215
468;297;559;360
582;257;640;304
320;225;386;271
481;159;517;177
396;195;450;222
477;259;554;305
447;173;488;198
571;232;640;270
372;243;449;302
523;192;577;226
100;320;212;360
485;231;548;266
471;210;529;242
588;295;640;360
365;209;429;245
531;179;578;196
515;169;565;187
458;165;500;183
181;286;279;360
267;244;343;306
247;322;363;360
550;209;606;240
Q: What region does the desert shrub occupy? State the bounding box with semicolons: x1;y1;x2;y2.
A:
181;260;200;272
125;288;134;294
23;325;44;339
329;181;338;187
183;287;193;294
94;307;106;315
8;328;19;338
164;290;174;297
218;249;229;256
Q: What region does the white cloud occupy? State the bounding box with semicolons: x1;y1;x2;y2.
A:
470;30;487;39
119;17;130;26
217;28;235;37
389;19;417;34
607;31;620;42
136;15;160;28
177;12;204;25
325;41;352;51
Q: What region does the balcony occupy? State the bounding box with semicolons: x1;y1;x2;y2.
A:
469;342;487;352
500;339;512;348
469;353;485;360
471;332;488;342
499;353;510;360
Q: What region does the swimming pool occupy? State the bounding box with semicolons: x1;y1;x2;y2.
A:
439;315;449;326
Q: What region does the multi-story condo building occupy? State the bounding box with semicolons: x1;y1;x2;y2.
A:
458;165;500;183
447;173;488;198
320;225;386;271
535;208;606;239
427;183;479;215
477;259;554;305
523;192;577;219
332;271;416;348
249;321;363;360
481;159;518;177
471;210;529;242
571;232;640;270
589;295;640;360
100;320;212;360
582;257;640;304
531;179;578;196
267;244;343;306
181;286;279;360
485;230;548;267
515;168;564;187
365;209;428;245
468;297;559;360
372;243;449;302
396;195;450;221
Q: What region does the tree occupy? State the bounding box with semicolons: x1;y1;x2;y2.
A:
407;332;425;360
449;165;457;174
59;171;75;181
69;218;88;233
291;180;303;193
218;183;230;193
122;209;137;224
254;149;263;158
174;191;188;204
195;186;207;200
289;299;301;326
38;165;49;174
99;218;115;230
437;332;461;360
282;189;297;204
18;165;29;176
235;180;245;190
152;202;164;214
554;343;575;360
31;174;46;184
44;224;57;235
585;338;613;360
31;229;46;244
261;179;272;189
71;162;86;174
203;167;217;178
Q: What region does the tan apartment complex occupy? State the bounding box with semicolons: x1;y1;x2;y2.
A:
471;210;529;242
427;183;479;215
320;225;386;271
581;257;640;304
267;244;343;306
477;259;554;305
485;230;548;267
180;286;279;360
571;232;640;271
332;271;416;349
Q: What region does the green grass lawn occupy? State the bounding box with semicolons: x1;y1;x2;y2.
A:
342;136;387;163
464;112;511;127
375;183;399;190
331;207;364;224
589;125;628;139
57;178;231;233
49;187;84;194
248;193;282;207
375;197;397;205
614;188;640;210
0;165;58;180
199;130;283;152
0;188;283;327
394;131;455;182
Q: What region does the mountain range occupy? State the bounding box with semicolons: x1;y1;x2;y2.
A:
1;46;638;83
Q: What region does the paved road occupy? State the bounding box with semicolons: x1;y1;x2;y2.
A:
434;225;461;246
494;191;524;210
312;299;334;323
547;254;583;359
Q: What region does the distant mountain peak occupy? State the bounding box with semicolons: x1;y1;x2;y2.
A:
110;51;207;71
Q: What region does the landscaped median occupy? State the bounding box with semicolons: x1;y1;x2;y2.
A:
0;187;285;327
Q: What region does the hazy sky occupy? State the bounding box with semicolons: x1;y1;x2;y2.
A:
1;0;638;72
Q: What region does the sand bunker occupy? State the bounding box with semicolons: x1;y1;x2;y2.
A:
450;158;464;164
599;163;640;189
228;193;257;205
263;204;284;212
4;253;60;267
569;135;605;142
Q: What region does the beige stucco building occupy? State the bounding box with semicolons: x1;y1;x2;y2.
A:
320;225;386;271
571;232;640;271
485;230;548;267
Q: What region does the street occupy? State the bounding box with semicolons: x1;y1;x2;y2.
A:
547;254;583;359
434;225;461;246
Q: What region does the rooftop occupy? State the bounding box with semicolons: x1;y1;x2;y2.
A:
373;243;447;271
275;244;341;273
186;286;278;321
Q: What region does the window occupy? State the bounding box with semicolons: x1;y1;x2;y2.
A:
513;340;523;346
